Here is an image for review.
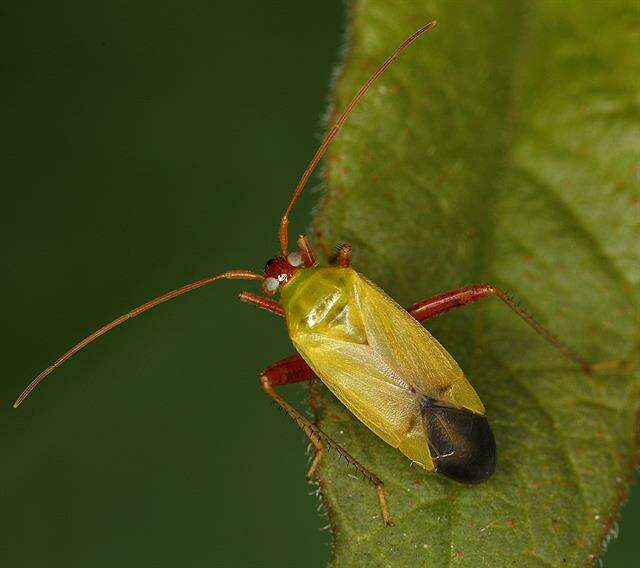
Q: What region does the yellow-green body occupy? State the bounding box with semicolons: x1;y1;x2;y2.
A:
280;266;484;470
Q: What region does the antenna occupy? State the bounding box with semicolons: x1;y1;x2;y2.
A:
13;269;263;408
278;20;437;254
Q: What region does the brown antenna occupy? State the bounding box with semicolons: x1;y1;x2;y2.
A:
278;20;437;254
13;269;263;408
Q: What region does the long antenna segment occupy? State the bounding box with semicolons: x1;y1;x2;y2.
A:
14;21;438;407
278;20;437;254
13;270;263;408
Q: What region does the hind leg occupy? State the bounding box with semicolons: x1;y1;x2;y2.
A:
260;356;391;525
406;284;622;374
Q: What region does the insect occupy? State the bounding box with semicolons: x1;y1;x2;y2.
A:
14;21;597;526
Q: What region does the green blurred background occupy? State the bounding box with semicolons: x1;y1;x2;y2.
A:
1;2;637;566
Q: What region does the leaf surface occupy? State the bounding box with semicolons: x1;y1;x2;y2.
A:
311;1;639;566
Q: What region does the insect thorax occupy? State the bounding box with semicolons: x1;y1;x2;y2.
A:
280;267;366;344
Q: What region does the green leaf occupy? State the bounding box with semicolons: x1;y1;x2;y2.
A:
310;1;639;566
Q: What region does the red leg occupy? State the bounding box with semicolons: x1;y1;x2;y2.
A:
407;284;592;373
261;354;317;385
238;292;284;316
260;355;391;525
337;243;352;267
407;285;504;321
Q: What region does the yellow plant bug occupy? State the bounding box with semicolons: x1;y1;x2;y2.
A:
14;21;600;526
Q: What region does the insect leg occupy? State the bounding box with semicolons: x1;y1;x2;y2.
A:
337;243;352;267
238;292;284;316
261;354;317;386
260;363;392;525
406;284;596;373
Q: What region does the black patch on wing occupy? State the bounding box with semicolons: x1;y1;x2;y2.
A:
421;396;496;484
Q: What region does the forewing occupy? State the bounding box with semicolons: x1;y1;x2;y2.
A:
355;275;485;414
